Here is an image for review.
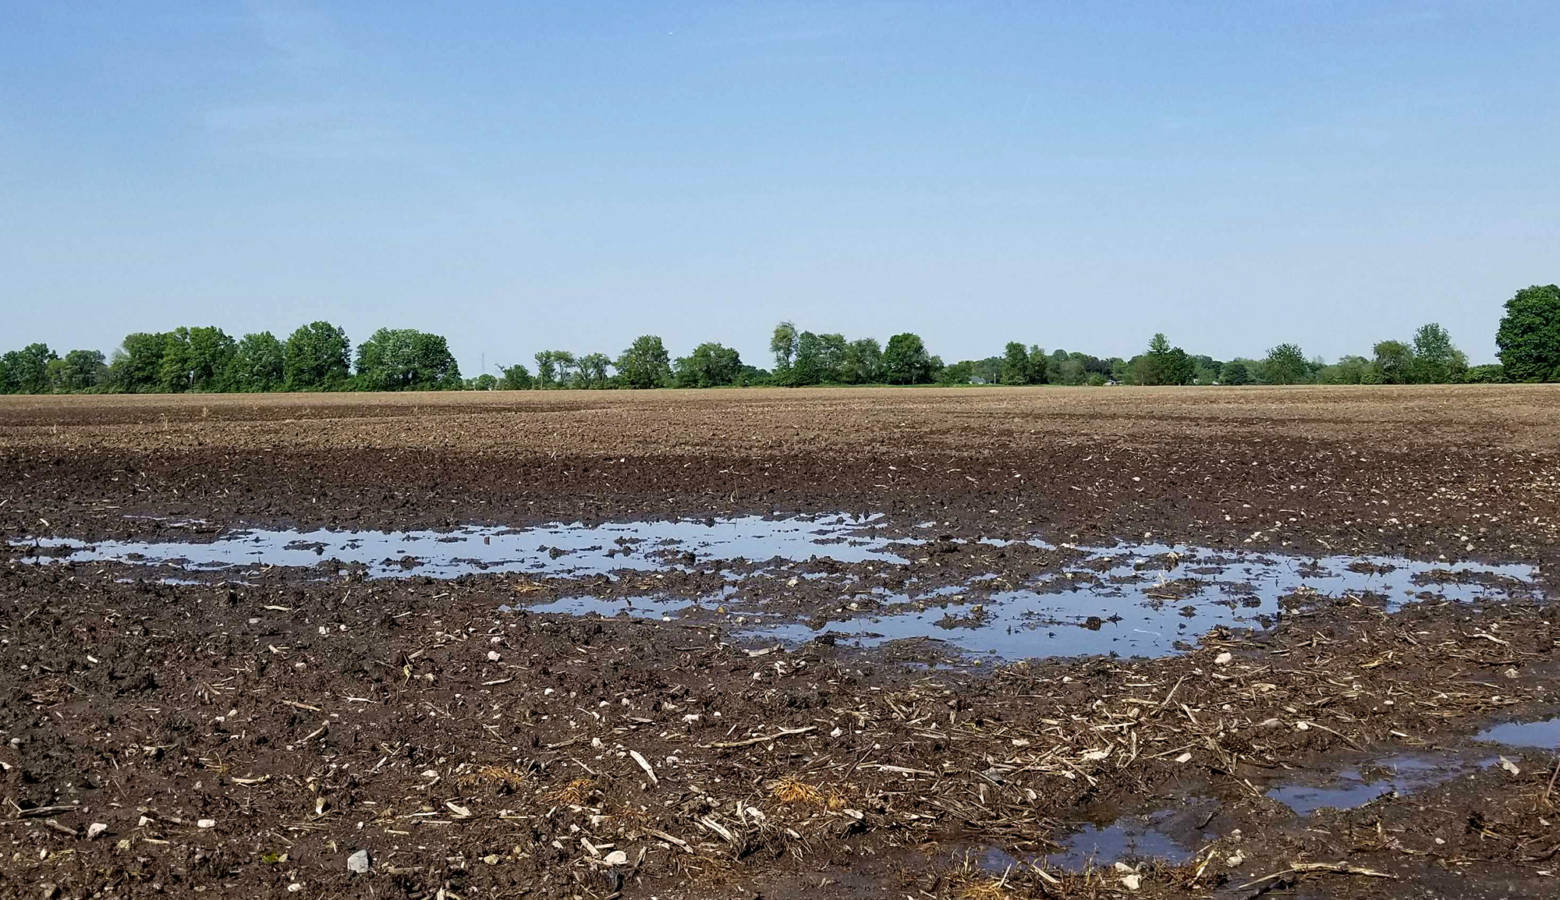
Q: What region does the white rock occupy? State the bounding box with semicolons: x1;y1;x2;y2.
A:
196;819;215;829
487;651;501;662
86;823;107;840
604;850;628;866
347;849;370;874
1214;651;1233;665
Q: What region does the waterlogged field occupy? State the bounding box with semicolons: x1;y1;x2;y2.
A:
2;386;1560;899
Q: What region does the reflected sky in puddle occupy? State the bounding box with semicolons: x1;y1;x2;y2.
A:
10;516;1542;663
12;514;905;578
1476;716;1560;749
983;810;1200;872
1267;753;1492;815
742;543;1539;659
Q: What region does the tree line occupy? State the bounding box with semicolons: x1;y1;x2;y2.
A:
2;284;1557;394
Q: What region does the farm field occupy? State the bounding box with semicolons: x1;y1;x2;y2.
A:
3;386;1560;898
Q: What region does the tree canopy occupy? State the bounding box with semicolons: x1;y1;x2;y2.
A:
1496;285;1560;382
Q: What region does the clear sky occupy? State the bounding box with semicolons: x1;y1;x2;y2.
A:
3;1;1556;371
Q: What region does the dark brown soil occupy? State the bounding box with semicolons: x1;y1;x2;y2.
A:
2;387;1559;899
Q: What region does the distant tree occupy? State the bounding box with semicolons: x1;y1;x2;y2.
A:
1317;355;1371;385
108;332;172;393
284;321;351;391
574;352;612;388
1496;285;1560;382
674;342;742;387
1000;342;1031;385
1191;354;1223;385
355;328;461;390
1462;363;1508;384
1132;333;1195;385
158;326;236;392
840;338;884;384
937;360;975;385
769;322;798;380
498;363;535;390
1261;343;1311;385
533;350;577;388
790;331;826;386
615;335;672;389
816;333;848;382
1409;322;1468;384
1051;355;1086;385
468;373;498;391
50;349;107;392
883;333;936;384
0;343;57;393
1085;372;1109;387
225;332;285;392
1370;340;1416;385
970;356;1003;384
1220;360;1252;386
733;365;772;387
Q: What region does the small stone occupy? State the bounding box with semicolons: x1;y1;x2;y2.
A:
347;849;370;874
487;651;501;662
196;819;215;829
287;884;303;893
1214;651;1233;665
87;823;108;840
604;850;628;866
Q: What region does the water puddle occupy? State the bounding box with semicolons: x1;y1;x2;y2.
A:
11;514;907;579
1476;716;1560;750
9;517;1542;664
981;809;1203;872
1266;753;1491;815
741;544;1539;659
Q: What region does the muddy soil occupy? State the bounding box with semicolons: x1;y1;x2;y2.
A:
2;387;1560;899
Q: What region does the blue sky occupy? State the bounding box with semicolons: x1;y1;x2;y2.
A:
3;1;1556;371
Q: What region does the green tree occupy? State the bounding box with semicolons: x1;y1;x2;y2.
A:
1261;343;1311;385
1220;360;1252;385
816;333;848;383
883;333;936;384
840;338;884;384
615;335;672;389
0;343;57;393
970;356;1003;384
284;322;351;391
769;321;798;381
937;360;975;385
1496;285;1560;382
1317;355;1371;385
790;331;826;385
1370;340;1416;385
354;328;461;390
576;352;612;389
158;326;236;392
107;332;171;393
1410;322;1468;384
1462;364;1507;384
1132;333;1195;385
468;373;498;391
499;363;535;390
52;349;107;392
533;350;575;388
225;332;286;392
1000;342;1031;385
674;342;742;387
